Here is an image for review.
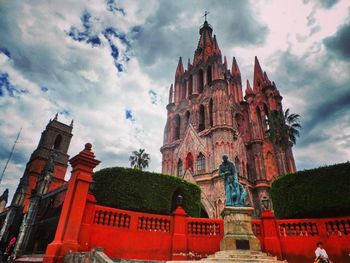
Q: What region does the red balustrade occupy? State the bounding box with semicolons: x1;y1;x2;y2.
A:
186;218;223;259
256;212;350;263
43;144;350;263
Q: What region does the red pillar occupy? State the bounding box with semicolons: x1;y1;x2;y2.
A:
43;143;100;263
261;210;283;259
171;206;188;260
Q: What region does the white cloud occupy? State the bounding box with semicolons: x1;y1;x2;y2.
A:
0;0;350;204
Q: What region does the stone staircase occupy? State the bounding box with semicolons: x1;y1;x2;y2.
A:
14;254;44;263
168;250;286;263
202;250;285;263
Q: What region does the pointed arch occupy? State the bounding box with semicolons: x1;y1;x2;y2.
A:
256;106;263;136
185;152;194;172
174;114;181;140
235;156;240;177
198;69;204;93
185;111;190;128
53;134;62;150
207;66;212;85
197;152;206;172
209;99;213;127
177;159;183;177
200;207;209;218
198;104;205;132
263;103;269;131
188;75;193;97
235;113;244;134
181;84;186;100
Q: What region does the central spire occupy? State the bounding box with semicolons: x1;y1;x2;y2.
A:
193;20;221;66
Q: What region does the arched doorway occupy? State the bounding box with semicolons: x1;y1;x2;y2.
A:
200;207;209;218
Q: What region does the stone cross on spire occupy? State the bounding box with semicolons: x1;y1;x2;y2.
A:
203;11;209;22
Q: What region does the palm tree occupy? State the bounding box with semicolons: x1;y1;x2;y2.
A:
129;149;150;170
284;108;301;145
267;108;301;147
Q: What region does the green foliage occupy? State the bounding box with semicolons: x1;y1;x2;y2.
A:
271;162;350;219
92;166;201;217
129;148;150;170
267;109;301;148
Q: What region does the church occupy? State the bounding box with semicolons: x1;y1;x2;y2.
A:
160;20;296;218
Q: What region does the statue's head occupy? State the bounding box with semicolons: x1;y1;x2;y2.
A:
222;155;228;162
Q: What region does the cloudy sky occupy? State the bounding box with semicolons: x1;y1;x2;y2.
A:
0;0;349;202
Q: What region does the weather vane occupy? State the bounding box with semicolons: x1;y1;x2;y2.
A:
203;11;209;22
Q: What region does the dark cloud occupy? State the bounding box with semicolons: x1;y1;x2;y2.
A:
131;0;268;80
105;0;126;16
324;22;350;59
125;109;134;121
67;11;102;46
270;49;350;168
148;90;157;105
0;73;28;97
0;47;11;58
103;27;131;72
41;86;48;92
303;0;340;8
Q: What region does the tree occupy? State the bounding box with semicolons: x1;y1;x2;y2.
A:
284;108;301;145
129;148;150;170
267;108;301;148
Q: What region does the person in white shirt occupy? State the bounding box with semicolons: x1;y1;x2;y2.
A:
315;242;332;263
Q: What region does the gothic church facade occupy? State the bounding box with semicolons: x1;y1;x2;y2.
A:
160;21;296;218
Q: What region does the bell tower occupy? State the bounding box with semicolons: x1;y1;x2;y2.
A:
11;114;73;212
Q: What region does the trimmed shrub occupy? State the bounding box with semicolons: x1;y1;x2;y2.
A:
270;162;350;219
92;167;201;217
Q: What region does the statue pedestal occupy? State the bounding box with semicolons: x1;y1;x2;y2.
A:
220;206;261;251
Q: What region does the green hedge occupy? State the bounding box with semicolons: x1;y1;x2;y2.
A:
92;167;201;217
270;162;350;219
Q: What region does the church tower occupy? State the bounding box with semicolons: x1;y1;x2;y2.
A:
160;20;296;218
0;114;73;242
11;114;73;212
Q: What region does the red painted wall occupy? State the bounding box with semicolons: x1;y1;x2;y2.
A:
43;144;349;263
252;213;350;263
78;202;223;261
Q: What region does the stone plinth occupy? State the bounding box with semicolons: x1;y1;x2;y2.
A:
220;206;261;251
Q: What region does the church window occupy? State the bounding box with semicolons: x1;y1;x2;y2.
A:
256;106;263;136
185;111;190;128
198;104;205;132
174;114;181;140
188;75;193;97
263;104;270;132
197;153;206;172
235;157;240;177
181;83;186;100
53;134;62;150
207;66;212;85
209;99;213;127
185;152;194;172
235;113;244;134
177;159;183;177
198;69;204;93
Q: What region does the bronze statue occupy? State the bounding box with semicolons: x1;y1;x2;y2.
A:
219;155;247;207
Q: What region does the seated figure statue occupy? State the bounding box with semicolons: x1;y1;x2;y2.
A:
219;155;247;207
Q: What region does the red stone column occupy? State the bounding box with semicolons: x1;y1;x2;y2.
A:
261;210;283;259
171;206;188;260
43;143;100;263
